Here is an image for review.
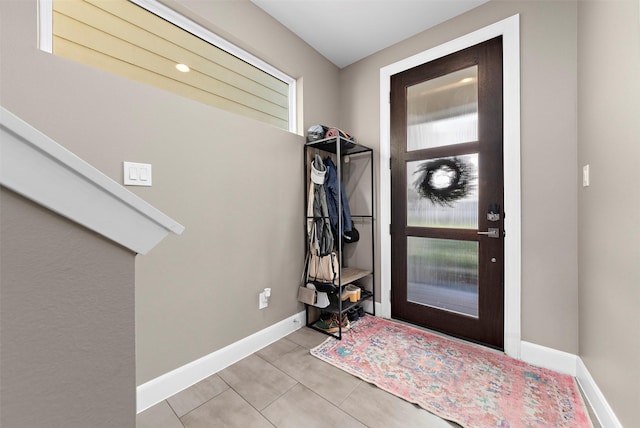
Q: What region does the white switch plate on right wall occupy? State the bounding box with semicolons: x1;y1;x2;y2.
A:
582;164;590;187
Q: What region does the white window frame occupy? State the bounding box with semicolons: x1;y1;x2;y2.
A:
38;0;297;133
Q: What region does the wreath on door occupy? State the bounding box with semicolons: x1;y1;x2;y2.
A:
413;157;475;206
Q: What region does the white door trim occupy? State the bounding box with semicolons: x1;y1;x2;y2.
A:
379;14;521;358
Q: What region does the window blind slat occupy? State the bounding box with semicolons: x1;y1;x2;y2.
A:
52;0;291;130
85;0;288;95
54;36;288;129
53;11;288;122
55;0;288;109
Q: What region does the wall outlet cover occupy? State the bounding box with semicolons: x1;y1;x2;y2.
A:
259;292;268;309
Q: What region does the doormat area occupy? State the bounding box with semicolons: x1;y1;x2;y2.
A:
310;316;592;428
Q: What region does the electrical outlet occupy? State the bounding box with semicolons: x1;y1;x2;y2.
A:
258;288;271;309
259;290;269;309
259;292;267;309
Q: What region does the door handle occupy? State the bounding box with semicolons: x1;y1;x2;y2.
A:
477;228;500;238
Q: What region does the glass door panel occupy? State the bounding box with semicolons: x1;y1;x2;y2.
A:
406;66;478;151
406;154;478;229
407;237;479;317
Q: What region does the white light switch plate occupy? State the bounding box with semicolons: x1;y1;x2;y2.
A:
124;162;152;186
582;164;590;187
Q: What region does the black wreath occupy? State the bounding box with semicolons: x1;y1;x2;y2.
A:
413;157;475;206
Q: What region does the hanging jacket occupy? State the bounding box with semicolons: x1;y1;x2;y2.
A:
323;156;353;239
308;154;334;256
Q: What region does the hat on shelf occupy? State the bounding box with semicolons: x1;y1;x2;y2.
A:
306;124;328;142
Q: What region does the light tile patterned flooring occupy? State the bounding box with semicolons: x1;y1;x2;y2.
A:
137;325;599;428
137;326;458;428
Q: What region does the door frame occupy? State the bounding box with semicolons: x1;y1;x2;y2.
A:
379;15;521;358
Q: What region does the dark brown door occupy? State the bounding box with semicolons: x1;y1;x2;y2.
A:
390;36;504;349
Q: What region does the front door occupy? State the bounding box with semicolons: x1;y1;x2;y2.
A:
390;36;504;349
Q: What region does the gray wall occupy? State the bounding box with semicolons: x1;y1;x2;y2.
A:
577;1;640;426
338;0;579;355
0;187;136;427
3;0;638;424
0;0;340;384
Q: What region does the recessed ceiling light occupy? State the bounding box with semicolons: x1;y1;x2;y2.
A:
175;63;190;73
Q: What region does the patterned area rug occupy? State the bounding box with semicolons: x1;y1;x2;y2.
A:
311;316;592;428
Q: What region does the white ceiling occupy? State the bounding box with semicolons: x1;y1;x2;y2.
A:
250;0;490;68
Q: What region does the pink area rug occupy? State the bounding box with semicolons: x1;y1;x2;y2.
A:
311;316;592;428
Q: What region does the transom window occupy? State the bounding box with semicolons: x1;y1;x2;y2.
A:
39;0;296;132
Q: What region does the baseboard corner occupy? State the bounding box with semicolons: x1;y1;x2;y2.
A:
576;357;623;428
519;340;577;376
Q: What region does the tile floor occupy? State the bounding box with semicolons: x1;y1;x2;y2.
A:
137;324;599;428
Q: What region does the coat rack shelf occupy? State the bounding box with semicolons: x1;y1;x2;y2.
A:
303;135;375;339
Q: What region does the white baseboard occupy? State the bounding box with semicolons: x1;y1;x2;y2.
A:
520;340;578;376
137;314;621;427
136;310;305;413
520;341;622;427
374;301;383;317
576;357;623;428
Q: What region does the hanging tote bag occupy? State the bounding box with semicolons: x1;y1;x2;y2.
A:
308;252;339;292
